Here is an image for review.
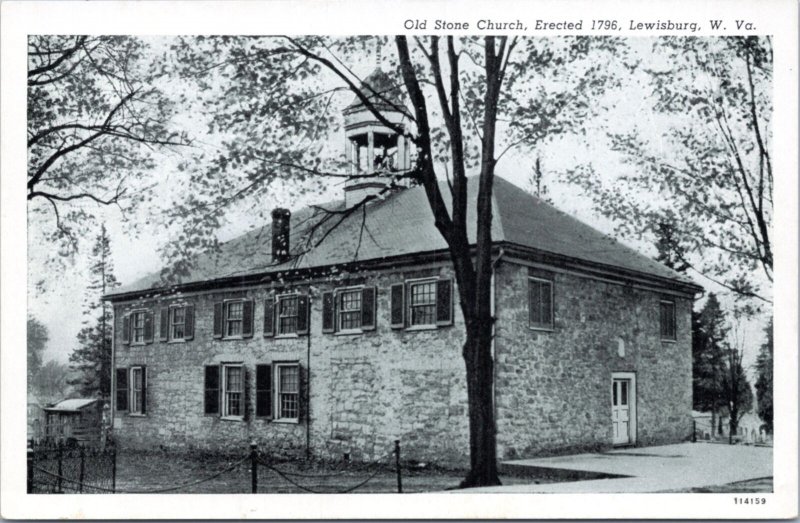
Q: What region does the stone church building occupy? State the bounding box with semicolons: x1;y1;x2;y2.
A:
106;69;701;465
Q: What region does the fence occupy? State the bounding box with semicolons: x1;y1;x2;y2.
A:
28;439;405;494
28;439;116;493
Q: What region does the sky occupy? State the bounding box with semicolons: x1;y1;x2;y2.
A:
27;35;771;379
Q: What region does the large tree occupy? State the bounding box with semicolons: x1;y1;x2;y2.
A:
28;35;186;262
165;35;622;487
754;317;773;433
722;340;754;437
69;224;119;397
567;36;772;311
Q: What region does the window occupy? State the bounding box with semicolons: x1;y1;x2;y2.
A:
338;289;362;330
255;364;272;418
528;277;553;330
409;281;437;326
171;306;186;340
226;301;244;337
132;311;146;343
660;300;677;340
130;366;146;414
276;363;299;421
223;364;244;418
278;295;299;335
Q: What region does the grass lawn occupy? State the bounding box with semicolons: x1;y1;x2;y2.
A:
112;450;557;494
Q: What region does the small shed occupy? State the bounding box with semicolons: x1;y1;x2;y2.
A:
43;398;103;445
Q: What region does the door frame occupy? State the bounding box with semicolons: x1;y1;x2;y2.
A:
611;371;637;446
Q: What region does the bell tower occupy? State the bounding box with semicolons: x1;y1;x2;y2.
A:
342;67;410;206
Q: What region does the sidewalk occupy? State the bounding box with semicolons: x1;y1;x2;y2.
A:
464;442;772;493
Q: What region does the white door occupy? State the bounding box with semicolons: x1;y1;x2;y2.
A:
612;378;631;445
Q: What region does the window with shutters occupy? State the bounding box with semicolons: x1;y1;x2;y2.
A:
255;364;272;418
170;306;186;341
275;363;299;422
278;295;299;335
222;364;244;418
130;366;145;414
660;300;677;341
338;288;362;331
528;277;554;330
131;311;146;343
225;301;244;337
409;280;437;327
204;366;220;415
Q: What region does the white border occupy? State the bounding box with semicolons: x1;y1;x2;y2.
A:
2;0;797;519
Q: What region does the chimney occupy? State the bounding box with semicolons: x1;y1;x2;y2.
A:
271;208;291;263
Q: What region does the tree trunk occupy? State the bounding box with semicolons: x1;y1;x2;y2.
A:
459;324;500;488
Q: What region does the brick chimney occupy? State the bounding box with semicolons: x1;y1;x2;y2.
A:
271;208;291;263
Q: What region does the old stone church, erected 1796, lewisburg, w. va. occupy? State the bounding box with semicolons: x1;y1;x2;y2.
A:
105;69;702;466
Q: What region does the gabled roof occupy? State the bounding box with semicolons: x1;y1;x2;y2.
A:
345;67;405;113
44;398;99;412
109;176;699;298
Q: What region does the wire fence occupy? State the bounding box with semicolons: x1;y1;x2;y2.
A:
28;440;405;494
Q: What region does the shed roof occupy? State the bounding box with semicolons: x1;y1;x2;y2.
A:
109;175;699;298
44;398;99;412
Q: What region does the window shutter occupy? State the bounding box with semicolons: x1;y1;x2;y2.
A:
321;291;335;333
436;279;453;326
122;314;131;344
140;365;147;415
529;280;540;326
242;300;254;338
213;302;223;339
256;364;272;417
390;283;404;329
243;366;251;422
184;306;194;340
263;296;275;337
204;365;220;415
144;310;154;343
159;308;169;341
116;368;129;411
361;286;376;330
298;363;306;424
297;295;309;335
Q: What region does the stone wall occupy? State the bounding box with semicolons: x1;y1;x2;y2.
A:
493;261;693;460
112;259;694;466
112;264;470;464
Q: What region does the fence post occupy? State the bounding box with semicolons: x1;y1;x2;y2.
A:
250;442;258;494
56;440;63;493
692;420;696;443
79;446;85;494
27;442;33;494
394;439;402;494
111;442;117;493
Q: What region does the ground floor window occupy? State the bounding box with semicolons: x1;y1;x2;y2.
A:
276;363;299;421
130;366;145;414
223;364;244;418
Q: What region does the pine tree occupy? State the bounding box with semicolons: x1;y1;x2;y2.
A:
754;318;773;433
692;293;727;433
69;224;119;398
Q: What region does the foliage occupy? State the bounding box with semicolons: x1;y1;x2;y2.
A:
566;36;772;311
69;225;119;397
28;35;186;264
27;316;48;382
31;360;74;404
754;317;773;433
692;293;727;414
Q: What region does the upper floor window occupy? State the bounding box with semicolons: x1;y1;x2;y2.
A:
132;311;147;343
389;278;452;330
160;305;195;342
528;277;553;330
213;299;254;339
278;295;299;335
339;289;362;330
409;281;437;326
660;300;677;341
171;307;186;340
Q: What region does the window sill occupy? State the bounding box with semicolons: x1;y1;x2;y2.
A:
130;342;147;347
335;329;364;336
405;325;437;332
529;325;554;333
661;338;677;344
127;413;147;418
220;416;244;422
275;334;299;339
272;418;299;424
167;339;187;344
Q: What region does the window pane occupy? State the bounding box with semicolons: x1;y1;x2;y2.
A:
228;302;243;319
279;296;299;334
280;366;298;393
621;381;628;405
226;366;242;392
410;282;436;326
224;366;243;417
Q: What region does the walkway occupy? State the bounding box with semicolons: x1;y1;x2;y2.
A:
466;443;772;493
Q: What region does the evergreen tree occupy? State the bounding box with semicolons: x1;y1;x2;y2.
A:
754;318;773;433
722;344;754;437
69;225;119;397
692;293;727;430
27;316;48;384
